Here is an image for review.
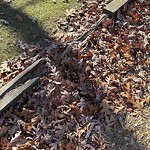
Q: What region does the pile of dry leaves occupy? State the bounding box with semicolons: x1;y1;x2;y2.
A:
0;0;149;149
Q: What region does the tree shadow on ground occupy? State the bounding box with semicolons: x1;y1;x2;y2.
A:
0;1;149;150
60;58;149;150
0;3;47;44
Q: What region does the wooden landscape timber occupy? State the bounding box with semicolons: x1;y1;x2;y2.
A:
61;0;130;58
103;0;129;15
0;77;39;116
0;58;47;98
0;58;48;116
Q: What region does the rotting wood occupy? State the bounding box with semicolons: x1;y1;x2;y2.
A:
0;77;39;116
0;58;47;98
103;0;129;15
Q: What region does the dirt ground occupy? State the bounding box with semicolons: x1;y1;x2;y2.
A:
106;81;150;150
105;105;150;150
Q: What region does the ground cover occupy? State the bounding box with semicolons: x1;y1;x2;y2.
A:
0;0;150;149
0;0;80;63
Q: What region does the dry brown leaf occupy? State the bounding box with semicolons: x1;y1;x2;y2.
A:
25;116;40;131
0;138;10;149
139;98;150;107
16;15;23;22
14;108;35;122
110;74;115;81
124;82;131;93
66;140;76;150
0;126;9;138
102;18;113;28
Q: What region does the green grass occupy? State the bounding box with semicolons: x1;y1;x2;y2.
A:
0;0;81;63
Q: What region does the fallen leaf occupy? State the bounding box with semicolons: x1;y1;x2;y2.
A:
16;15;23;22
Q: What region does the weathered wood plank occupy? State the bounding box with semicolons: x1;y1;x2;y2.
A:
0;58;46;98
104;0;129;15
0;77;39;116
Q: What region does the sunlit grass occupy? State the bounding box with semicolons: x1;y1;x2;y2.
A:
0;0;81;63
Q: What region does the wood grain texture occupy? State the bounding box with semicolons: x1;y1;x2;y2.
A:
104;0;129;15
0;77;39;116
0;58;46;98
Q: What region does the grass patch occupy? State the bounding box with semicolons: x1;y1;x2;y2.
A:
0;0;81;63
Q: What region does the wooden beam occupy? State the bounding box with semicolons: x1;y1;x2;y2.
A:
0;58;46;98
103;0;129;15
0;77;39;116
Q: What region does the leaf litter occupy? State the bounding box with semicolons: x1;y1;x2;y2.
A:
0;0;150;149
